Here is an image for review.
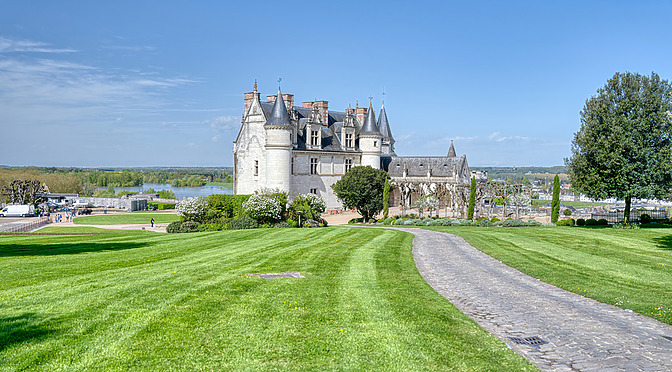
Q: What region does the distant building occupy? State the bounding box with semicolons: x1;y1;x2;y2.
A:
233;82;476;209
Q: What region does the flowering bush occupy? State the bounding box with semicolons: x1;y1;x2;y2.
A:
176;196;208;222
288;193;326;222
243;194;283;223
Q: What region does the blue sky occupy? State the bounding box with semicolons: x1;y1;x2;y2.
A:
1;1;671;167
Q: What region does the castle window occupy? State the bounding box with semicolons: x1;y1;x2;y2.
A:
291;158;294;175
345;158;353;173
374;140;378;148
254;160;259;176
345;133;353;148
310;157;318;175
310;188;318;195
311;130;319;146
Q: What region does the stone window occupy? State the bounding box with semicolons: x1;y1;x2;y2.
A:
310;188;318;195
310;157;318;175
344;158;353;173
345;133;353;148
254;160;259;176
311;130;319;146
374;140;378;148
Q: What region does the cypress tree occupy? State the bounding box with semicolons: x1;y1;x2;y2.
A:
467;176;476;220
382;178;390;219
551;174;560;223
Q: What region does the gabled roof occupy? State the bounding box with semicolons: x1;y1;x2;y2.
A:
378;104;394;144
385;156;467;178
264;87;291;128
360;102;382;136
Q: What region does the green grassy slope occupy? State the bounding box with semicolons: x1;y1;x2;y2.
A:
0;228;535;371
428;226;672;325
73;213;179;225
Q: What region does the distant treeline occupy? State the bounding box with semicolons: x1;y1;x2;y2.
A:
471;166;567;182
0;167;233;199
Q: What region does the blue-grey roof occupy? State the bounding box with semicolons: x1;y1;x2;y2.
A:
385;156;467;178
378;105;394;144
264;88;291;127
360;102;382;136
447;140;456;157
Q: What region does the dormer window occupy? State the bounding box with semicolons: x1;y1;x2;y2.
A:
311;130;319;146
345;133;353;148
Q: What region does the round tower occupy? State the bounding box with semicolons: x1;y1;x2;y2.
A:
359;102;383;169
264;87;293;192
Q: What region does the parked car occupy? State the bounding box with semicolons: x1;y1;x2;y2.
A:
77;208;93;215
0;204;36;217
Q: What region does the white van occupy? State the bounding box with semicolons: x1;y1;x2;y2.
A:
0;205;36;217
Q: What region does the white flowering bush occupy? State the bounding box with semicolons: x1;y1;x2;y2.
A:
243;194;283;223
176;196;208;222
289;193;326;221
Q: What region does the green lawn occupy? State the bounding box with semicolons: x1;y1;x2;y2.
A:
205;181;233;188
0;227;535;371
425;226;672;325
73;213;179;225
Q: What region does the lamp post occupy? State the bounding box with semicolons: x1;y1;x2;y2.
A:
297;210;304;228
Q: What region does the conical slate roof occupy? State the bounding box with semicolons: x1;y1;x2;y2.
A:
448;140;456;157
360;102;382;136
378;104;394;145
264;87;291;127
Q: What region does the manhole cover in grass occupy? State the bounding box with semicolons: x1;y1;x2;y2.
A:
508;336;548;346
250;272;306;279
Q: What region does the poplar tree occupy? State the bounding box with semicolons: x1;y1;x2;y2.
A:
467;176;476;220
382;178;390;219
551;175;560;223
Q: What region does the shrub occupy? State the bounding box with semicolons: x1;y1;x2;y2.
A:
303;219;320;228
179;221;200;233
576;218;586;226
166;221;182;233
288;193;326;221
206;194;251;219
243;194;283;224
542;222;556;226
478;219;493;227
491;217;500;223
228;217;260;230
393;218;405;225
440;219;453;226
348;217;364;224
613;222;640;229
157;189;176;199
273;221;291;228
502;219;527;227
585;218;599;226
197;223;225;232
597;218;608;226
555;218;575;227
527;219;541;227
563;209;572;216
151;202;176;210
176;196;208;222
382;217;395;225
639;214;651;224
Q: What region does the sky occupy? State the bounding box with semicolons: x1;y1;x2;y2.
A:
1;1;671;168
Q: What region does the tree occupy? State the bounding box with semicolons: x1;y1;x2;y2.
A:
551;174;560;223
467;176;476;220
331;166;389;222
566;72;672;223
1;179;47;206
382;178;390;219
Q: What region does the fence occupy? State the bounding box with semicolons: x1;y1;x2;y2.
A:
0;217;50;233
591;209;667;224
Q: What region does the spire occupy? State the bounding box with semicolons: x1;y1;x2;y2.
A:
253;79;257;92
264;87;291;127
360;102;382;136
378;103;394;145
448;140;456;157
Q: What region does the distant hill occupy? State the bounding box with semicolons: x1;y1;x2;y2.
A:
471;166;568;181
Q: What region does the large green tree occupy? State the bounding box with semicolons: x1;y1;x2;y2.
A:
332;166;389;222
566;72;672;223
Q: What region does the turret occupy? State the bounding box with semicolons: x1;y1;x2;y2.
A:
448;140;456;157
378;101;395;155
358;102;383;169
264;87;292;192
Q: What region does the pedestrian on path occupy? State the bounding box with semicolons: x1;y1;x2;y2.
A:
150;218;155;228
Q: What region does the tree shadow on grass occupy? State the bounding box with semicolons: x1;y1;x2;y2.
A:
0;313;59;353
651;235;672;251
0;241;150;257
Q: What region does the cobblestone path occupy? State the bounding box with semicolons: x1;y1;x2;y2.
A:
396;227;672;371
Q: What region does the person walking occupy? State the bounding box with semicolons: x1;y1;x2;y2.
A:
150;218;155;228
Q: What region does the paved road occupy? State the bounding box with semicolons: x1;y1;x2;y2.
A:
395;227;672;372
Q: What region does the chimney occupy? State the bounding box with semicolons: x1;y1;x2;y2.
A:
315;100;328;125
356;107;368;127
302;101;313;108
282;94;294;111
244;91;259;113
267;95;277;103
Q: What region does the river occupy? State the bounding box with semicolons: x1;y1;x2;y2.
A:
97;183;233;200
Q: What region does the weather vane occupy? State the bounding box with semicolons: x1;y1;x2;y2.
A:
278;77;282;84
368;96;373;103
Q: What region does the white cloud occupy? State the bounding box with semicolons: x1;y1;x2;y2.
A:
487;131;529;142
209;115;239;131
0;37;77;53
396;131;416;141
212;135;221;142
